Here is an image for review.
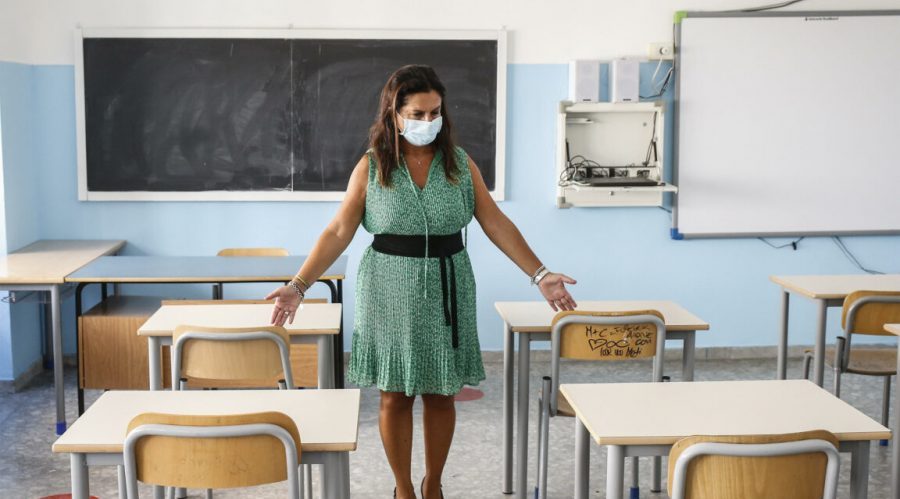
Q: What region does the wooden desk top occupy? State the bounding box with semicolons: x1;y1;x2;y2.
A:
494;300;709;332
560;380;890;446
138;303;342;337
770;274;900;300
66;255;348;283
0;240;124;284
52;389;360;453
885;324;900;336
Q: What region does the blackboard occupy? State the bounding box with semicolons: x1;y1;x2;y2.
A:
76;30;505;200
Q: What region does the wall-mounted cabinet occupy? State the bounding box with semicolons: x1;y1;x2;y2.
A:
556;101;676;208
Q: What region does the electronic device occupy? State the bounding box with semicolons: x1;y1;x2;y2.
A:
610;59;640;103
582;176;661;187
569;60;600;102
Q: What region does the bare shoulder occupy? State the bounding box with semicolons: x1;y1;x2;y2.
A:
344;155;370;201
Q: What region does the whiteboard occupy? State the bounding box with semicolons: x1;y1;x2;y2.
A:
674;12;900;238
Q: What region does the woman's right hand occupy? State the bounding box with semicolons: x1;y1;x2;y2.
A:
265;286;302;326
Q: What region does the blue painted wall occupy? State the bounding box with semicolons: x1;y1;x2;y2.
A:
0;61;43;379
0;61;898;381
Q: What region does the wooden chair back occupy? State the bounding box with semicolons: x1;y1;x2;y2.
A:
163;299;325;388
667;430;840;499
217;247;289;257
125;411;301;490
173;325;292;388
551;310;665;361
842;290;900;336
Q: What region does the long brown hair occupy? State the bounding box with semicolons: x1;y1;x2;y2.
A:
368;65;459;187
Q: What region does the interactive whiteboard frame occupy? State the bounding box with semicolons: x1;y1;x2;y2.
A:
74;28;507;202
671;10;900;239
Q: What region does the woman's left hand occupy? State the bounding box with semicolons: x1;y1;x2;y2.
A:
538;273;577;311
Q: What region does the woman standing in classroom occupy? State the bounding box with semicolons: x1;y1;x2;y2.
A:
267;64;576;499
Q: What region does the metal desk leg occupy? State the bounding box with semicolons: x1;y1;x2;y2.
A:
322;278;345;389
607;445;625;499
340;452;351;498
148;337;162;391
318;334;335;389
515;333;531;499
74;282;87;416
849;440;870;499
502;322;513;494
574;419;589;499
813;299;828;387
893;340;900;499
70;453;89;499
682;331;695;381
50;285;66;434
777;290;790;379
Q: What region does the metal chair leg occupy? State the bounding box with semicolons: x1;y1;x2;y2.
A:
882;375;892;446
536;376;551;499
802;352;812;380
304;464;313;498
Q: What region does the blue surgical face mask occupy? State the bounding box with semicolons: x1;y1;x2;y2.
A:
398;115;443;146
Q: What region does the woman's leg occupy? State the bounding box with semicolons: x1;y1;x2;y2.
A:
380;390;417;498
421;393;456;499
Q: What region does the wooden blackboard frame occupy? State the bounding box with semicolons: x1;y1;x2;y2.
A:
74;28;507;202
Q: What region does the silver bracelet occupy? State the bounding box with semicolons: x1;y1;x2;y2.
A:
288;280;305;299
531;267;551;286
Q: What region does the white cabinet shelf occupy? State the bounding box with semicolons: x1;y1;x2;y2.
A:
556;101;676;208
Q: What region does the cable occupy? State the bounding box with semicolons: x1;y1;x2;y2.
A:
643;111;659;166
758;236;804;250
832;237;885;275
731;0;808;13
639;66;674;100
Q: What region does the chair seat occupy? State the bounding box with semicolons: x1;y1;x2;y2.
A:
817;347;898;376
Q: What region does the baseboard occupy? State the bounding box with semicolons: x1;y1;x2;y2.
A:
0;358;44;393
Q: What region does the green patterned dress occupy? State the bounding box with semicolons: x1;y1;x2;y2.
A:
347;147;485;396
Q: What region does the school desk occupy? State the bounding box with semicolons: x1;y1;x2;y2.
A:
561;379;889;499
66;255;348;412
0;239;125;434
494;300;709;498
138;302;341;389
770;274;900;386
52;389;358;499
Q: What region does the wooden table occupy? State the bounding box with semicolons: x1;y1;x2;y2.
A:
52;389;359;499
561;379;890;499
0;239;125;434
66;255;349;412
770;274;900;386
138;302;342;389
883;323;900;499
494;300;709;498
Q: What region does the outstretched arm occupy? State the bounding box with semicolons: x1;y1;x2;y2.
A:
267;156;369;325
469;159;577;311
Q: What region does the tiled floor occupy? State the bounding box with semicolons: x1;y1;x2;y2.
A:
0;355;893;498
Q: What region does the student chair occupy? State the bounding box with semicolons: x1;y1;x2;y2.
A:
170;324;300;498
123;411;302;499
162;298;325;389
535;310;666;499
802;290;900;445
172;324;295;390
213;247;290;299
667;430;840;499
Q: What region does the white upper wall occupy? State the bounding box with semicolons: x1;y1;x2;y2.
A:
1;0;896;65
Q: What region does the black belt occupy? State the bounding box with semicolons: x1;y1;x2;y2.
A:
372;232;464;348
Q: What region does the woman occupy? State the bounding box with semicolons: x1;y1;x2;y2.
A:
267;65;576;499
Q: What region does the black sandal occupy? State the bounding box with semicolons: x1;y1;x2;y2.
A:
420;478;444;499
